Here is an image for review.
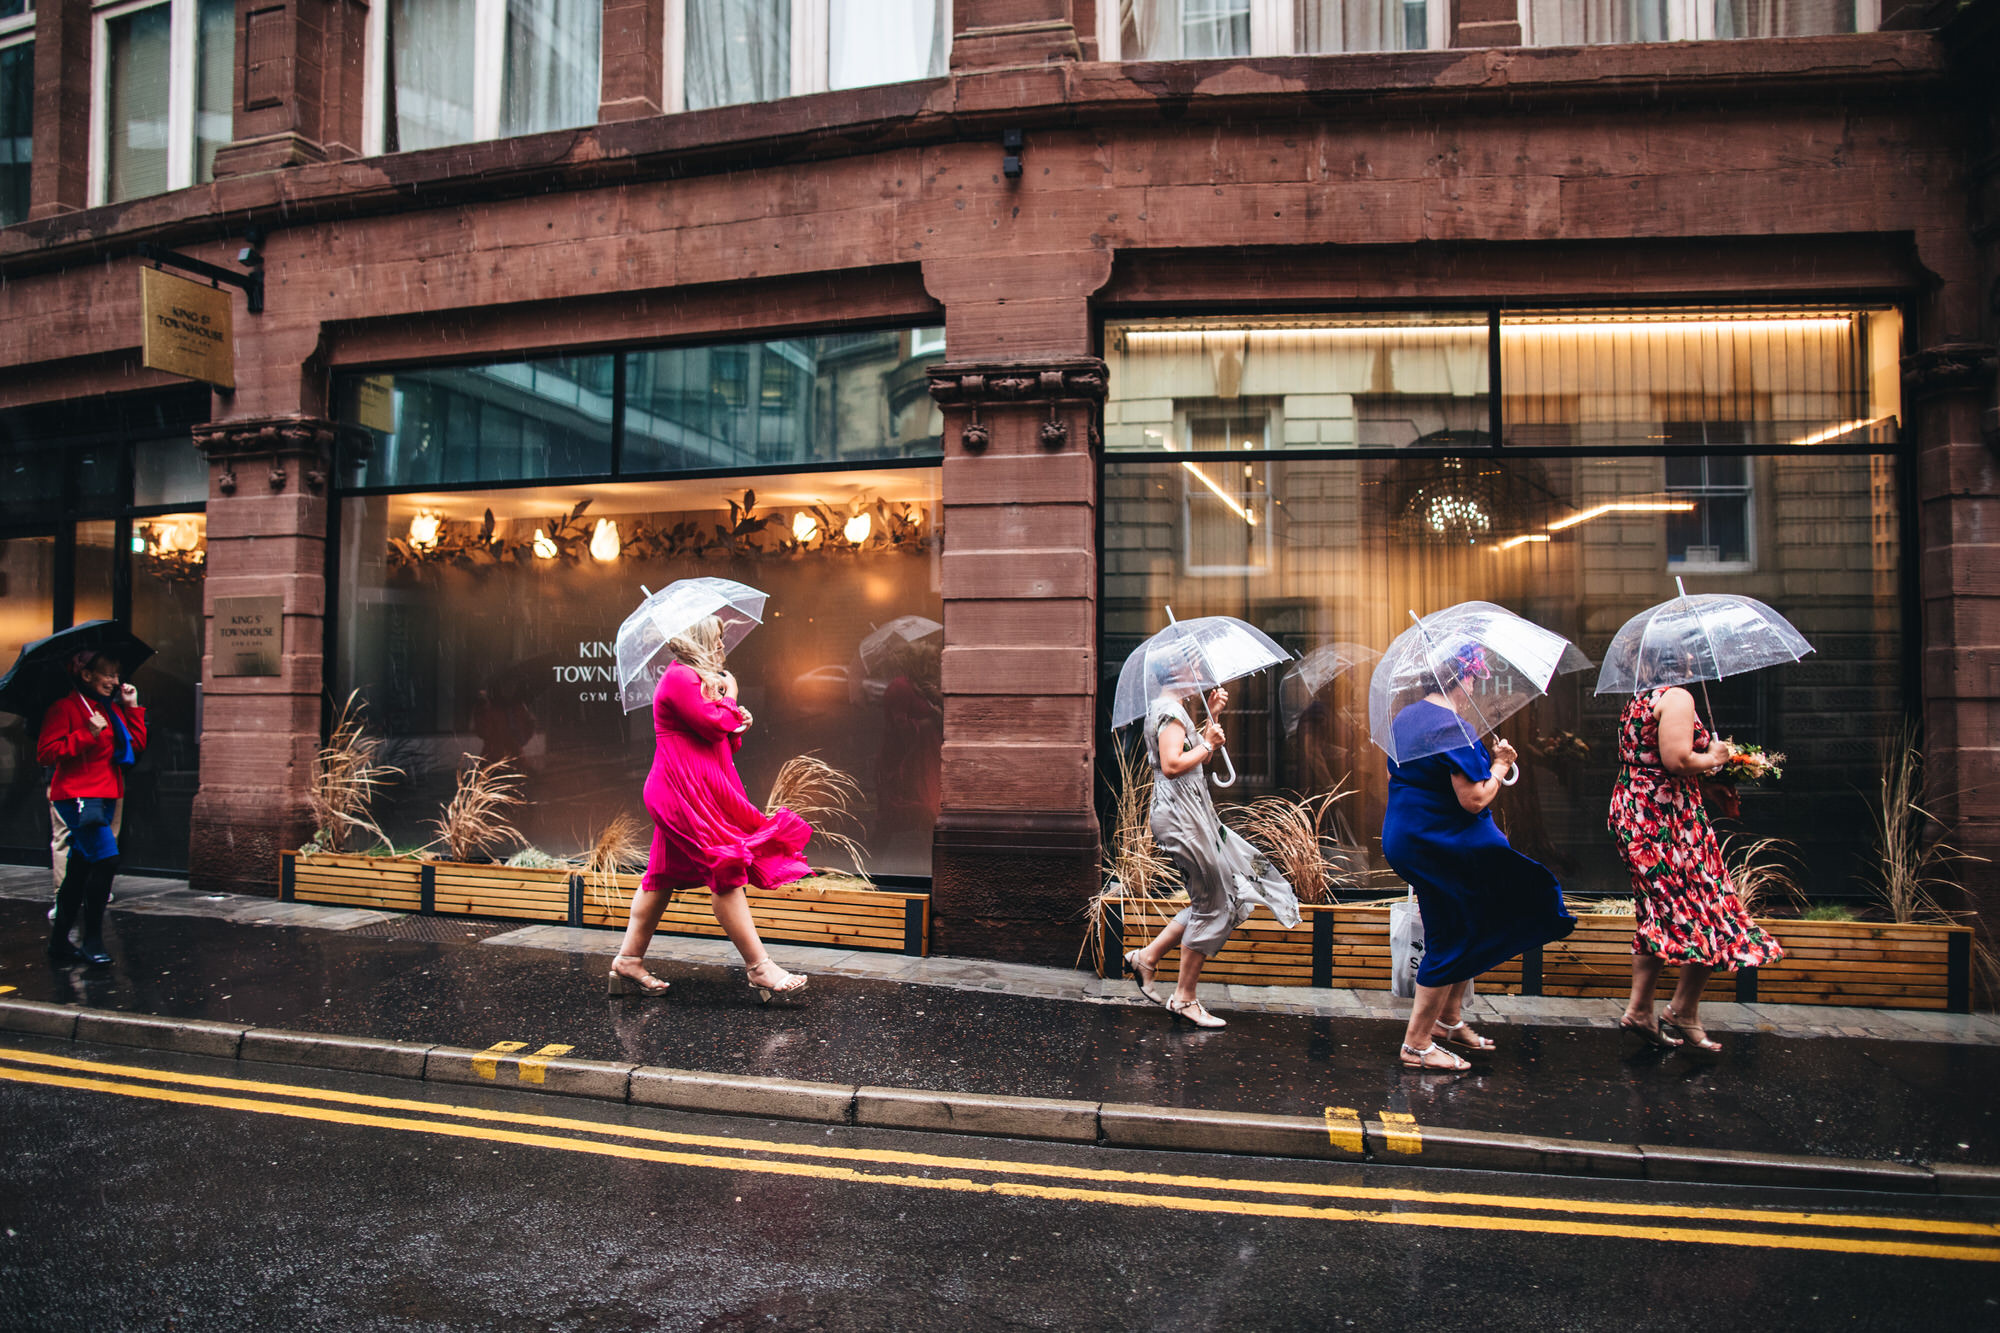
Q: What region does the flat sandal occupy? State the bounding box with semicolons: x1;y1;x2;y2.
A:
1434;1019;1495;1052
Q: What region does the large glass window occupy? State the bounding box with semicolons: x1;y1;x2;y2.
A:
0;533;55;852
1101;309;1908;904
95;0;234;203
684;0;789;110
335;471;943;876
1523;0;1872;43
679;0;950;111
0;6;31;227
1120;0;1252;59
1106;314;1491;452
336;327;946;488
1297;0;1431;53
122;511;205;871
385;0;602;152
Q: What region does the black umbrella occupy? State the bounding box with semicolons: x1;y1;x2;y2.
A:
0;620;155;718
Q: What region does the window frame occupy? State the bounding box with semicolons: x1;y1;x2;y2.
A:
665;0;949;114
364;0;604;155
1098;0;1449;61
0;5;32;227
90;0;205;206
1516;0;1880;45
1663;452;1757;574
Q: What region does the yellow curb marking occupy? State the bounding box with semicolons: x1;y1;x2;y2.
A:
1324;1106;1363;1154
0;986;15;996
2;1047;1995;1247
2;1062;1994;1264
1380;1111;1423;1155
518;1045;574;1085
471;1041;528;1079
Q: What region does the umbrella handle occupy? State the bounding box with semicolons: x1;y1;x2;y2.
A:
1210;746;1238;788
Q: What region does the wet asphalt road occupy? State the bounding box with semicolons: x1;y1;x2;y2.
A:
2;902;1997;1168
1;1036;1994;1333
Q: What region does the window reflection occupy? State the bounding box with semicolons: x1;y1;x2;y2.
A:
1102;453;1903;902
0;534;54;850
336;470;943;875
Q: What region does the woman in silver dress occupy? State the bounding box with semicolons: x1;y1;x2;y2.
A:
1123;679;1301;1028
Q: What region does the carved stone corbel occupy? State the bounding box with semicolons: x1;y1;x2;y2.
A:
926;358;1109;455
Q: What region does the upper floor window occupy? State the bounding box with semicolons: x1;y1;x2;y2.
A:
1106;0;1447;57
1521;0;1877;44
377;0;603;152
91;0;233;204
675;0;951;112
0;0;31;225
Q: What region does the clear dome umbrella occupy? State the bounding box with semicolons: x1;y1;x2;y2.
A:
1369;602;1592;765
1279;642;1380;735
1111;608;1293;788
858;615;943;678
615;577;769;714
1593;576;1814;717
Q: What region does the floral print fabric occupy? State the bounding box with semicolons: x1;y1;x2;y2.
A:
1607;688;1784;968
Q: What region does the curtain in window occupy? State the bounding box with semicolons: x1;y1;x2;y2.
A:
1714;0;1856;37
107;4;171;201
195;0;234;183
1120;0;1251;59
829;0;950;91
1524;0;1668;45
388;0;476;151
502;0;602;135
1297;0;1427;53
0;41;30;224
685;0;789;110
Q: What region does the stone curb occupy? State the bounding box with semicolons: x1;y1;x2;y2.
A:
1;998;1993;1196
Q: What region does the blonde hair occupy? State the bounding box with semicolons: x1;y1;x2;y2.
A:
668;615;730;701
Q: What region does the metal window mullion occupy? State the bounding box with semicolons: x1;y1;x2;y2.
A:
88;6;110;205
166;0;194;188
474;0;505;139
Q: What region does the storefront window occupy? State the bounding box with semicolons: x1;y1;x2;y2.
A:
1501;307;1902;449
0;533;54;851
337;329;945;487
1106;314;1491;452
1101;306;1908;904
122;513;205;871
335;471;943;875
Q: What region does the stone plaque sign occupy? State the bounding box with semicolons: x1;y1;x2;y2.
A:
214;596;282;676
140;267;235;389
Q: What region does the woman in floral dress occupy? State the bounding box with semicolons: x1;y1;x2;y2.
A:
1608;683;1784;1051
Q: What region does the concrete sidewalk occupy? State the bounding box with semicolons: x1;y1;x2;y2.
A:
7;865;1993;1047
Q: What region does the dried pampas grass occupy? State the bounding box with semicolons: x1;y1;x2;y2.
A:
1220;784;1365;905
581;811;648;909
1721;834;1803;920
305;692;402;855
428;755;529;863
1079;738;1183;973
1869;728;1996;994
766;754;869;879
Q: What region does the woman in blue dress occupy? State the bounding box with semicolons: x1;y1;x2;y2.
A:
1382;643;1575;1070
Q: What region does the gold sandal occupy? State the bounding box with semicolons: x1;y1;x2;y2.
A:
606;955;670;996
1660;1008;1721;1052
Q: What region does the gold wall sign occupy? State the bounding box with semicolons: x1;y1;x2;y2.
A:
140;267;235;389
213;596;282;677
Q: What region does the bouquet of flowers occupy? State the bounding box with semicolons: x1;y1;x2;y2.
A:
1716;741;1785;784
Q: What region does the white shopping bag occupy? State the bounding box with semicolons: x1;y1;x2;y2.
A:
1390;891;1424;999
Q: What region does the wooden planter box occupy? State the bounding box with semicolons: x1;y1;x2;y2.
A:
281;851;929;955
1107;899;1972;1012
579;874;929;956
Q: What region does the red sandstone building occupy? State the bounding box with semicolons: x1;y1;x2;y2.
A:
0;0;1995;965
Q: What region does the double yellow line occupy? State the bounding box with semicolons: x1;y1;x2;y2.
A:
2;1044;1995;1263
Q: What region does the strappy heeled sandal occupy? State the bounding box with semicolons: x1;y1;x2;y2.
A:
1619;1011;1683;1049
1123;949;1163;1004
1165;997;1226;1028
1659;1008;1721;1052
1434;1019;1496;1052
1400;1042;1470;1072
747;958;808;1004
606;955;670;996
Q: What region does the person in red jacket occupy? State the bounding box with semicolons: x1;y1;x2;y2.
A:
37;651;146;965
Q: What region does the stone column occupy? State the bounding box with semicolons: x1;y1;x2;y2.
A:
187;416;340;896
950;0;1085;71
926;360;1106;964
600;0;666;122
1906;343;2000;930
1450;0;1522;47
211;0;370;177
27;0;91;218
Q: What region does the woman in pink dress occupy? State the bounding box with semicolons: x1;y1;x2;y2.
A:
609;616;812;1001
